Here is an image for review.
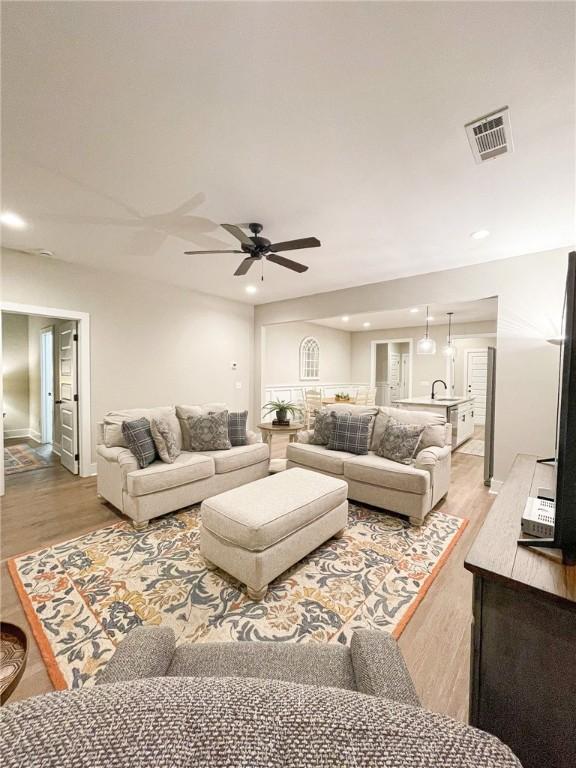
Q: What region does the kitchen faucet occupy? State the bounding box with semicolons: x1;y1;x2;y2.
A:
431;379;447;400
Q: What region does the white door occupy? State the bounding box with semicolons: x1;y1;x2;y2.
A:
57;321;79;474
388;352;401;401
400;353;410;398
40;327;54;444
466;349;488;426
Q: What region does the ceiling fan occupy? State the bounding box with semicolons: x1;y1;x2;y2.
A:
184;222;320;276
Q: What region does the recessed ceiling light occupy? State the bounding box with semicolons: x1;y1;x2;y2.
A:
341;316;349;323
245;285;257;294
471;229;490;240
363;321;371;328
0;211;27;229
409;308;420;313
428;316;435;322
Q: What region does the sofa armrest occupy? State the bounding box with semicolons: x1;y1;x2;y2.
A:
246;430;262;445
414;444;451;469
350;631;420;707
296;429;315;444
96;627;176;685
97;444;139;473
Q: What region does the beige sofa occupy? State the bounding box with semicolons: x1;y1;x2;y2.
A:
286;405;451;525
96;405;269;529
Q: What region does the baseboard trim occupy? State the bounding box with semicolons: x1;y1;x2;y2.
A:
490;479;503;495
29;430;42;444
4;428;31;439
81;462;98;478
52;443;61;456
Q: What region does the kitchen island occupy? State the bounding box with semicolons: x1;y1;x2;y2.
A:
391;396;475;449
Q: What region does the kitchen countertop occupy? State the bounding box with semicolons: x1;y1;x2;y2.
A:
392;396;474;407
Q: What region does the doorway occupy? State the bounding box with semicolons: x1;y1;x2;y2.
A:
40;327;54;445
1;302;92;488
369;339;413;406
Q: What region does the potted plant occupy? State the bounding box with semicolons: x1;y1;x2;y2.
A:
262;399;303;425
334;392;351;402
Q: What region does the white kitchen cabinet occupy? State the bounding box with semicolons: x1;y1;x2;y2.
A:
450;400;475;448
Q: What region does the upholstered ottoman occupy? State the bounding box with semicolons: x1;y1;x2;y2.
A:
200;468;348;600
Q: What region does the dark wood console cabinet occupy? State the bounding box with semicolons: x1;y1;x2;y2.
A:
465;454;576;768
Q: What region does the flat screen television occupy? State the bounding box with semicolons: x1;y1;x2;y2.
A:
554;250;576;564
518;250;576;564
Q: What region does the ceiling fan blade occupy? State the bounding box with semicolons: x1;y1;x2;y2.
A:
269;237;320;252
266;253;309;273
234;257;257;276
184;249;243;254
221;223;253;247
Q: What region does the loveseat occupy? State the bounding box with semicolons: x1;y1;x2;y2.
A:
96;404;269;529
287;404;451;525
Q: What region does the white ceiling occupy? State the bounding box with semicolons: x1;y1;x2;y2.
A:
313;297;498;331
1;2;574;305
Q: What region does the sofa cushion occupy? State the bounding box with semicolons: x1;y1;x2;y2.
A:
371;407;446;451
286;442;357;475
201;468;347;551
187;411;231;452
198;442;269;474
344;453;430;495
327;413;375;455
374;417;424;465
227;410;248;446
310;410;336;445
122;418;157;469
176;403;227;450
127;452;214;496
104;407;182;451
150;418;181;464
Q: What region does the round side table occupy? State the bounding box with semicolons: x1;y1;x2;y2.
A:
257;423;304;466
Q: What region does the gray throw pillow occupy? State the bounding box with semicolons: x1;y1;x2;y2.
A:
375;417;425;465
327;413;374;455
227;411;248;446
150;418;181;464
121;418;157;468
186;411;231;451
310;410;336;445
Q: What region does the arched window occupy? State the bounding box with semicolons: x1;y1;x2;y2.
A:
300;336;320;380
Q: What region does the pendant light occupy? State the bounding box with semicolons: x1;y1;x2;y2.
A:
417;305;437;355
443;312;456;357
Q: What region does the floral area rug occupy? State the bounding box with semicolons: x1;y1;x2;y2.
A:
4;444;50;475
9;503;467;690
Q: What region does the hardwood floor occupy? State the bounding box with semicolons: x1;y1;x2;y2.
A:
1;437;492;720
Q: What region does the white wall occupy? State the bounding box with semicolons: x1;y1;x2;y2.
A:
1;312;30;435
2;249;254;464
351;321;496;398
263;321;351;385
255;248;570;483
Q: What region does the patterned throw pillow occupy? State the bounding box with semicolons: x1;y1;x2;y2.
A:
121;418;157;469
150;418;181;464
310;410;336;445
375;417;425;465
327;413;374;455
227;411;248;447
186;411;231;452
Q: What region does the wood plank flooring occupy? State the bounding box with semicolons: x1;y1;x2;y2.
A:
1;435;493;719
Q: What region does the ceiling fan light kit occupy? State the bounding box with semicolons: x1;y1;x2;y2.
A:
417;305;437;355
184;222;321;279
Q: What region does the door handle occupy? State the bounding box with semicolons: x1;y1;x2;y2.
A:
55;399;63;404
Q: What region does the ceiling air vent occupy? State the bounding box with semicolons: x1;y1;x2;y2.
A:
465;107;513;164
